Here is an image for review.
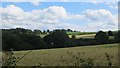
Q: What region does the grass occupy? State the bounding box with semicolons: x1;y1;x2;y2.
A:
69;34;95;39
39;32;96;38
10;44;118;66
67;32;96;35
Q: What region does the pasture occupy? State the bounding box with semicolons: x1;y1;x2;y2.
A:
39;32;96;39
69;34;95;39
67;32;96;35
12;44;118;66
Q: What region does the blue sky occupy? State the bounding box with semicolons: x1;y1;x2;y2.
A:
2;2;118;14
0;2;118;32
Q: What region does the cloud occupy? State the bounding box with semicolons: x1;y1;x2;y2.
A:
31;2;40;6
89;0;101;4
104;2;118;9
1;5;68;30
1;0;119;2
83;9;113;21
82;9;118;31
1;5;118;31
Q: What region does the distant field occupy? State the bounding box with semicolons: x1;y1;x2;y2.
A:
69;34;95;39
40;32;96;39
12;44;118;66
40;33;114;39
67;32;96;35
39;34;47;38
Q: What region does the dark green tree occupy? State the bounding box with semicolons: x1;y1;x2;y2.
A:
108;30;113;36
67;29;72;32
47;29;50;33
95;31;109;44
114;30;120;43
43;30;71;48
33;29;42;35
2;28;45;51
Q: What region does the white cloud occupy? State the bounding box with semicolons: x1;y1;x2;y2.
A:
1;5;24;16
43;6;67;19
1;5;118;31
82;9;118;31
31;2;40;6
109;5;118;9
104;2;118;9
90;0;99;4
1;5;69;30
1;0;119;2
83;9;113;21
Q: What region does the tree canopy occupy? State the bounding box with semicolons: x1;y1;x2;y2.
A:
95;31;109;44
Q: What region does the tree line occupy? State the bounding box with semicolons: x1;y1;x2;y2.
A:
2;28;120;51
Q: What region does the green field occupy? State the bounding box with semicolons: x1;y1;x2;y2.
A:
67;32;96;35
69;34;95;39
39;32;96;39
11;44;118;66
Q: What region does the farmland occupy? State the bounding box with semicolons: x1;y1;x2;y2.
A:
39;32;96;39
12;44;118;66
2;28;119;66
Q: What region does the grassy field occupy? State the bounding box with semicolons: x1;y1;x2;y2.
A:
67;32;96;35
69;34;95;39
39;32;96;39
11;44;118;66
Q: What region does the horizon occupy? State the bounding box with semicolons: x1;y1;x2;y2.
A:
0;2;118;32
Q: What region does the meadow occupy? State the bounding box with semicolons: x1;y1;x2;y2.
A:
13;44;118;66
40;32;96;39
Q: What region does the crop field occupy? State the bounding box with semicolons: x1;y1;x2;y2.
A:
10;44;118;66
69;34;95;39
67;32;96;35
39;32;96;39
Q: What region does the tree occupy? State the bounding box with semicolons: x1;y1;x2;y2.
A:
71;35;76;39
114;30;120;43
67;29;72;32
30;35;46;49
108;30;113;36
95;31;109;44
2;30;23;51
33;29;42;35
47;29;50;33
42;30;47;34
2;28;46;51
43;30;71;48
61;29;67;32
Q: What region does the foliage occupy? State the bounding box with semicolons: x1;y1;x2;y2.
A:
114;30;120;43
2;28;119;51
2;50;17;66
66;51;94;67
2;28;45;51
108;30;113;36
105;52;112;67
33;29;42;35
2;50;32;67
95;31;109;44
43;29;73;48
77;38;96;46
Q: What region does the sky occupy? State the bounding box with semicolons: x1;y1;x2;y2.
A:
0;1;119;32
